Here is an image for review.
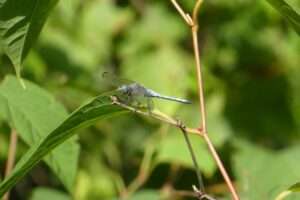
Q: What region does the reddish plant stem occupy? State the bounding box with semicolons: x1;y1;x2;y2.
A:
171;0;240;199
191;9;240;200
191;3;240;200
191;30;206;133
203;134;240;200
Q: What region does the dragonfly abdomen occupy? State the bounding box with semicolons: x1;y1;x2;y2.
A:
147;90;190;104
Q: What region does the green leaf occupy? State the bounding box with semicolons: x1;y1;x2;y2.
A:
0;75;79;192
157;134;216;177
0;0;58;82
274;182;300;200
30;187;73;200
75;169;117;199
110;190;164;200
126;190;165;200
233;139;300;199
288;182;300;192
0;81;129;197
266;0;300;35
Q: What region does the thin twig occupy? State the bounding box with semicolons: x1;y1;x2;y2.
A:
3;130;18;200
176;118;204;192
110;96;202;136
177;119;216;200
170;0;194;26
193;185;216;200
192;0;204;28
170;1;240;199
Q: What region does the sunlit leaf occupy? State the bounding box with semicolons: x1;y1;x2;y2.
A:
0;0;58;83
0;75;79;191
157;134;216;177
233;139;300;199
126;190;164;200
111;190;164;200
0;88;129;197
30;187;72;200
74;169;117;200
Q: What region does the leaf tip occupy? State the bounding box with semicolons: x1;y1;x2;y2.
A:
20;78;27;89
16;73;26;89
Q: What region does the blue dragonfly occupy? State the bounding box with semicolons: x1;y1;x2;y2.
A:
102;72;190;113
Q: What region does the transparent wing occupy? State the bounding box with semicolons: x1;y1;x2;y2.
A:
146;97;154;113
131;95;154;113
102;72;134;87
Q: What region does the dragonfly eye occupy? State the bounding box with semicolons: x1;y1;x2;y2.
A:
119;85;129;94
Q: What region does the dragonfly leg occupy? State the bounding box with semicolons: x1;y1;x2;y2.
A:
126;96;130;105
135;100;142;110
128;96;140;113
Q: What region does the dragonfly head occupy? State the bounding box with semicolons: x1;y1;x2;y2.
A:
118;85;129;94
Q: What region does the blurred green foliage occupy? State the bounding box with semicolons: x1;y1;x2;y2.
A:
1;0;300;199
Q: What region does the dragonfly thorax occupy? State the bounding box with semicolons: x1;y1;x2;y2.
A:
118;85;130;94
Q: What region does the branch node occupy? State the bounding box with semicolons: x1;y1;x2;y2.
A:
185;14;194;26
192;185;216;200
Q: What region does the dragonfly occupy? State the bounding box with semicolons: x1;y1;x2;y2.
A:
102;72;190;113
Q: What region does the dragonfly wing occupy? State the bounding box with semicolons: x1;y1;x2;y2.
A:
147;97;154;113
135;95;154;111
102;72;134;87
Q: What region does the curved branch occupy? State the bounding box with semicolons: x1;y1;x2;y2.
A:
192;0;204;29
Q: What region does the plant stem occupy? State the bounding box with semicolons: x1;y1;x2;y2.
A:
177;120;204;193
111;96;202;136
170;0;240;199
3;130;18;200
